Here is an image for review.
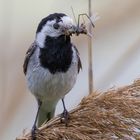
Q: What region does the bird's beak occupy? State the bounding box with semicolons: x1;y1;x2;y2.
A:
61;25;77;36
67;25;77;34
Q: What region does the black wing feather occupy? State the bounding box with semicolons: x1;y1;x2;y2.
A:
73;45;82;73
23;42;37;75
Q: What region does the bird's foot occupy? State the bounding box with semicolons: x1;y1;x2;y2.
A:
31;125;38;140
60;109;70;126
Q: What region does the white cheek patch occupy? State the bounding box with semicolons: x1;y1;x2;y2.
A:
36;21;55;48
36;19;62;47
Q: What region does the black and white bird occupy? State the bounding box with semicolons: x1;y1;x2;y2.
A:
23;13;82;136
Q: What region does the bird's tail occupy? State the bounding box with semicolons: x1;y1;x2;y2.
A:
37;100;58;127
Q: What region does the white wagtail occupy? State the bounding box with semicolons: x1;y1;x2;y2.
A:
23;13;82;138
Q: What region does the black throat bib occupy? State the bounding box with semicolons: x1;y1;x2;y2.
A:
39;35;73;74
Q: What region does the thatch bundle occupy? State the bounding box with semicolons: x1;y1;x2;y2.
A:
17;80;140;140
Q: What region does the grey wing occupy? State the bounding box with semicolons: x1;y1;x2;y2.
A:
73;45;82;73
23;42;37;75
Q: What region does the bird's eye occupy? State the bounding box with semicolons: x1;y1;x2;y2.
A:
53;23;60;29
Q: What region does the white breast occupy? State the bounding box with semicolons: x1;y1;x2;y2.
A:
26;46;78;102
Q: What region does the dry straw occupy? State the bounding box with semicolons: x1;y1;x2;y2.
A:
17;79;140;140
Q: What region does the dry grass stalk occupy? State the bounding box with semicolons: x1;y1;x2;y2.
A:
17;79;140;140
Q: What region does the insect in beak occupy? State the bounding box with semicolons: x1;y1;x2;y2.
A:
65;13;95;37
61;13;95;37
62;24;87;36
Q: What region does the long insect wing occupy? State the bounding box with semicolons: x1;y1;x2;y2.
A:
78;13;100;28
85;13;100;27
86;13;100;37
79;13;100;37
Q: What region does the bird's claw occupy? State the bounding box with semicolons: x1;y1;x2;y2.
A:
60;109;70;126
31;125;38;140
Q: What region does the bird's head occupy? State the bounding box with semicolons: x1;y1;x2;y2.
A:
36;13;75;47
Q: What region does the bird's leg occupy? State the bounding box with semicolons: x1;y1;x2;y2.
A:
61;98;69;126
31;100;42;140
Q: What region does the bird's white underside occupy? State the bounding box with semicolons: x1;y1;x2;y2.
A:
26;45;78;107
